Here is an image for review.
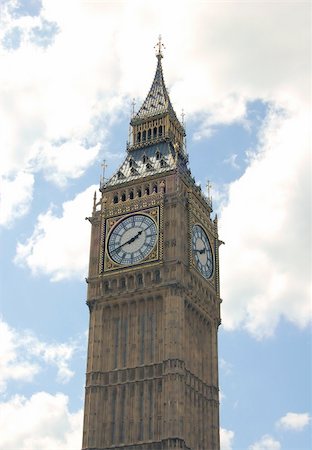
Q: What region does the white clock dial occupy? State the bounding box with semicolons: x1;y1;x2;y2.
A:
108;214;157;265
192;224;213;279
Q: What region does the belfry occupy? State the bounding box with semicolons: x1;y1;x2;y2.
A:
82;39;221;450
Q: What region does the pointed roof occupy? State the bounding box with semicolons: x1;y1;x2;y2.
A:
131;54;180;125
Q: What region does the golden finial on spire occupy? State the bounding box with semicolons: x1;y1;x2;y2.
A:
154;34;165;59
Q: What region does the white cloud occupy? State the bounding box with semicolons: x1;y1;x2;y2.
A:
14;184;97;281
0;319;76;392
1;4;310;337
31;140;101;187
25;337;75;384
220;358;233;376
0;1;121;175
220;427;234;450
249;435;281;450
0;171;34;227
0;1;309;169
223;154;239;170
0;320;39;393
0;392;82;450
276;412;311;431
0;0;309;229
219;107;311;339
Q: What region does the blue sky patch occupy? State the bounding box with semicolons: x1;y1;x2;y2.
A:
188;100;268;186
30;19;59;48
10;0;42;18
2;26;23;50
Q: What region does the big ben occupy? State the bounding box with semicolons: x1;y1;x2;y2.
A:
82;39;221;450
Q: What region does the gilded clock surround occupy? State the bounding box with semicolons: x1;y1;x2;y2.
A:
104;207;161;272
191;223;214;280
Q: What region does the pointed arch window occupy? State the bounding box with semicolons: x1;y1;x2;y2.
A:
121;193;126;202
147;129;151;140
156;150;161;160
137;132;141;143
154;270;161;282
142;130;146;142
113;194;118;204
145;186;150;196
137;189;142;198
158;125;163;136
153;127;157;138
129;190;134;200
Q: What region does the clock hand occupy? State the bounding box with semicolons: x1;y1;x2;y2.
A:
111;229;144;253
127;229;143;244
194;248;206;254
123;223;155;245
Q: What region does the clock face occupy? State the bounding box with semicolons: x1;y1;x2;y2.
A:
107;214;158;265
192;224;213;279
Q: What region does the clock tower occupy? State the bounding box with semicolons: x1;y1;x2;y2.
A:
82;42;221;450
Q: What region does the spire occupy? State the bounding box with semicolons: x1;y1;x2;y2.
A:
131;37;180;124
105;40;189;188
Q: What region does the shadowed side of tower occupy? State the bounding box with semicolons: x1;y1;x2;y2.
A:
82;40;221;450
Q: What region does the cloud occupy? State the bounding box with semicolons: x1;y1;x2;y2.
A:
0;320;39;393
10;0;43;19
220;427;234;450
276;412;311;432
0;171;34;227
219;107;311;339
248;435;281;450
0;319;76;392
0;0;309;226
1;1;309;339
14;184;97;281
220;358;233;376
29;18;59;48
0;392;82;450
0;1;121;177
24;337;75;384
223;154;239;170
30;140;100;187
2;25;23;49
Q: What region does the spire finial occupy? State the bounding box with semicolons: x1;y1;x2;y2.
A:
206;179;213;209
100;159;108;188
131;98;136;117
154;35;165;59
206;180;212;198
181;109;185;126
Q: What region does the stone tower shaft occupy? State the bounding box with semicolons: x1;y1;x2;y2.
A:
82;47;221;450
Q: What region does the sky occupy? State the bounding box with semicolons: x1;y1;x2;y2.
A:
0;1;311;449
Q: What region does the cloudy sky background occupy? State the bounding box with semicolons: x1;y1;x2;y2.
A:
0;1;311;449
